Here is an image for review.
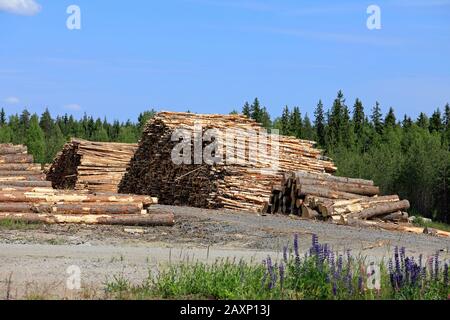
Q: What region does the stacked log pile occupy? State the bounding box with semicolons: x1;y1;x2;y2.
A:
0;144;174;226
119;112;337;212
263;171;450;237
46;139;138;193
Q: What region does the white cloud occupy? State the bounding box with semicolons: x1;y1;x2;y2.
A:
4;96;20;104
0;0;41;16
64;104;82;111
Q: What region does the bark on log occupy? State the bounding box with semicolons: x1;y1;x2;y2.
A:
0;164;41;171
296;178;379;196
293;171;374;186
301;205;320;219
0;212;175;226
0;145;27;155
352;200;410;220
0;202;146;214
318;195;401;217
0;181;52;188
298;184;362;199
0;154;33;164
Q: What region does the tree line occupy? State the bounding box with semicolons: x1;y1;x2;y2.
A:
1;93;448;223
241;93;450;223
0;108;156;164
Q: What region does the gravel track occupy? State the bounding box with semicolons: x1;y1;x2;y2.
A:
0;205;448;299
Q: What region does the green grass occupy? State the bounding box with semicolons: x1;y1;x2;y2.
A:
0;218;41;230
105;236;450;300
413;216;450;232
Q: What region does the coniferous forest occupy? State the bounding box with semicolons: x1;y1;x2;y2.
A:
1;91;449;223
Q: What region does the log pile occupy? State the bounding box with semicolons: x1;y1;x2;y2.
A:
0;144;174;226
262;171;450;237
119;112;337;212
46;139;138;193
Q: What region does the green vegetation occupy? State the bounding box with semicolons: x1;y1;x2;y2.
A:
1;91;449;224
105;235;449;300
0;107;156;164
0;218;41;230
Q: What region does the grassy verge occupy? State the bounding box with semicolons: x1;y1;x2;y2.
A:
0;218;41;230
105;235;449;300
413;217;450;232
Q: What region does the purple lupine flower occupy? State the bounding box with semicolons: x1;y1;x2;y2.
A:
279;263;285;289
332;281;337;296
419;254;423;269
294;234;299;258
266;257;274;290
337;255;343;279
428;256;434;280
434;252;440;281
394;247;401;273
358;275;364;294
444;263;448;287
283;246;288;263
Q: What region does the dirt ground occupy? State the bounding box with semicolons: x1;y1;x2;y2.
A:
0;205;449;299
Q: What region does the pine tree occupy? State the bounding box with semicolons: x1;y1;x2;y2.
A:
352;99;365;141
259;107;272;129
26;114;46;163
429;109;443;133
314;100;326;146
371;102;383;135
327;91;345;148
384;107;396;129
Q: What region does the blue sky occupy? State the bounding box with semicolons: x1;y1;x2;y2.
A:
0;0;449;122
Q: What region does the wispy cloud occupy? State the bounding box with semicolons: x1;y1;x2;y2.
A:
64;104;82;111
246;26;406;47
4;96;20;104
0;0;41;16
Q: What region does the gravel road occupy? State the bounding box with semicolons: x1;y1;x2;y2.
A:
0;205;449;299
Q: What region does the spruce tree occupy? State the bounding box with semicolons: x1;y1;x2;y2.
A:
352;99;365;141
429;109;443;133
303;113;315;141
417;112;429;130
371;102;383;135
39;108;54;138
281;106;290;136
289;107;303;139
250;98;261;122
314;100;326;146
242;102;251;118
0;108;6;126
384;107;396;129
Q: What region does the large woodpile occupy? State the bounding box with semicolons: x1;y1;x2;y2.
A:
263;171;449;237
46;139;138;193
0;144;174;226
119;112;336;212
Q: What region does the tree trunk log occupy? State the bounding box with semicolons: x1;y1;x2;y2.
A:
0;212;175;226
352;200;410;220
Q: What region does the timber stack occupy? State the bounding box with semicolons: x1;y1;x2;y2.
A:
119;112;337;212
46;139;138;193
0;143;174;227
262;171;450;237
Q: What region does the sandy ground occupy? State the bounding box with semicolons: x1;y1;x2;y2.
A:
0;205;449;299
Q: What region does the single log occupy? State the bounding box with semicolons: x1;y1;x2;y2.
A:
293;171;374;186
0;202;146;214
0;212;175;226
0;164;41;171
301;205;320;219
352;200;410;220
0;171;44;177
318;195;400;217
298;184;362;200
0;145;27;155
0;154;33;164
0;181;52;188
0;175;45;182
0;191;157;206
296;177;379;196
